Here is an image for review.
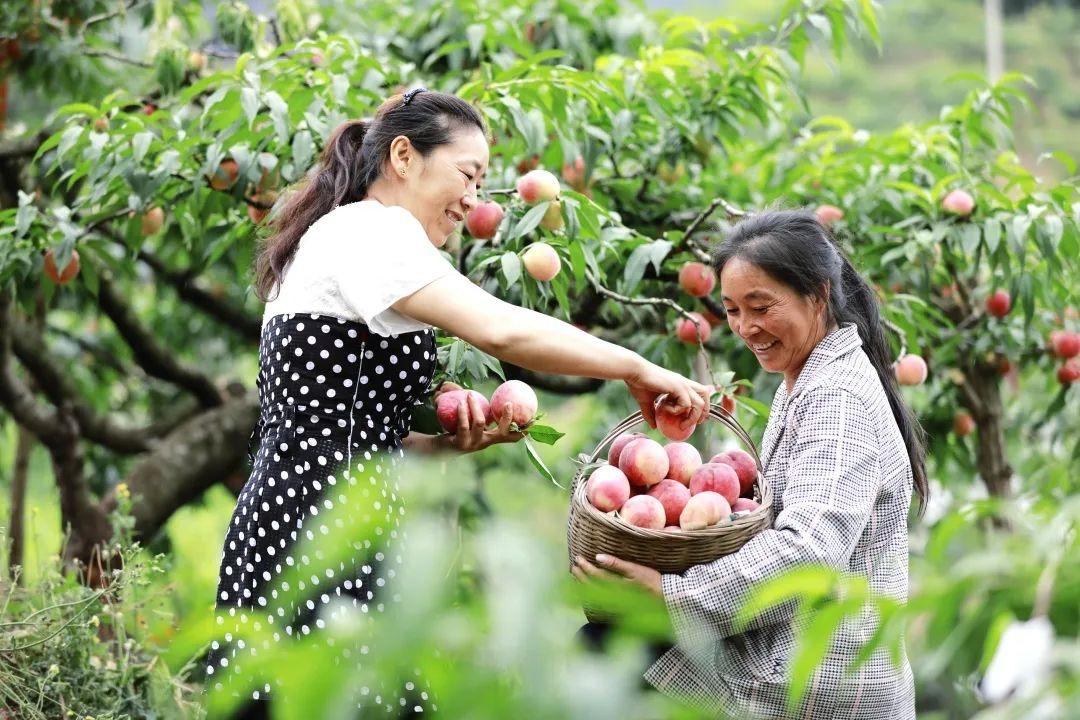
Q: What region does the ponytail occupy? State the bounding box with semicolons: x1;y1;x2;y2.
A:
254;120;371;301
713;209;929;515
253;90;486;302
836;255;929;515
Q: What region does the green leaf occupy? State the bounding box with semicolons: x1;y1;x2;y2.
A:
788;602;853;709
523;437;563;489
525;424;565;446
512;202;550;239
501;251;521;287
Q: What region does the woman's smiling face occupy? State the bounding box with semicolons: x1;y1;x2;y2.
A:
720;257;830;388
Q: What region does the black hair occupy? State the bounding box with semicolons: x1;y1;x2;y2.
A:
255;90;485;300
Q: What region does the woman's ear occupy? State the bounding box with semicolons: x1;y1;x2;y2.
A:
388;135;413;177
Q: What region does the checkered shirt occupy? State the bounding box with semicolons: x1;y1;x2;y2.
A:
644;323;917;719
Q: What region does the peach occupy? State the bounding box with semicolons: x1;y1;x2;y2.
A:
656;403;697;442
675;312;711;344
539;199;564;230
720;394;736;416
562;155;586;190
43;249;80;284
515;169;560;204
710;449;758;496
247;191;277;224
465;201;504;239
689;463;740;505
141;207;165;236
1050;331;1080;359
619;495;666;530
678;262;716;297
586;465;631;512
894;354;928;386
679;491;730;530
986;290;1011;318
522;242;560;281
607;432;647;467
1058;359;1079;385
663;525;681;533
731;498;760;514
209;159;239;191
436;390;492;432
942;189;975;217
814;204;844;226
664;442;702;486
489;380;537;426
618;437;669;488
188;50;207;72
647;479;692;527
953;411;975;437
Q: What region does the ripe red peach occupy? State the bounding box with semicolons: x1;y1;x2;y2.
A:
656;403;697;442
675;312;711;344
1049;330;1080;359
618;437;669;488
586;465;631;512
678;262;716;297
689;463;740;505
436;389;492;432
607;432;647;467
646;479;692;527
620;494;666;530
709;449;758;496
515;169;560;204
664;442;702;486
894;354;928;386
465;201;504;239
1058;359;1079;385
679;491;731;530
489;380;538;426
986;289;1011;318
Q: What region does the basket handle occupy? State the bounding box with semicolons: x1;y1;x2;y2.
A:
574;404;762;491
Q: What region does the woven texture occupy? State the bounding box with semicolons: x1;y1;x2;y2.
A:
566;405;771;578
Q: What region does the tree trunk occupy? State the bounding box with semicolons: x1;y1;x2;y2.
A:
7;426;32;583
962;361;1013;498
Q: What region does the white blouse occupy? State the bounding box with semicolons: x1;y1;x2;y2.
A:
262;200;454;337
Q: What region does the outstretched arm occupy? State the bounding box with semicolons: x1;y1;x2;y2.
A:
393;272;710;426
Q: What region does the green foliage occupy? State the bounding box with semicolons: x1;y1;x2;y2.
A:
2;0;1079;717
0;531;202;719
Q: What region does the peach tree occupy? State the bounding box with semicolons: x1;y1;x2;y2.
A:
1;0;1076;579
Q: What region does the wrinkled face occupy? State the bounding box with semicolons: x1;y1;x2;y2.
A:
402;126;489;248
720;257;828;383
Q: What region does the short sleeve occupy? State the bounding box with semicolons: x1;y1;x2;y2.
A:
329;204;454;333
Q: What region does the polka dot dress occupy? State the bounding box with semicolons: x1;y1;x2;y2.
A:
208;313;437;716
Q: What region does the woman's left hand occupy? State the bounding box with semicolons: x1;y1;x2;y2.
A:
439;395;525;454
572;554;663;599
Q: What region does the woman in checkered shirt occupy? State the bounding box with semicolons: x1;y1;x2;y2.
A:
575;209;929;719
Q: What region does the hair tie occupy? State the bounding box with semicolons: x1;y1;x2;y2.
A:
402;87;427;106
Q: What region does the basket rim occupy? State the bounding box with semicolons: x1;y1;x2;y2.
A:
569;403;774;537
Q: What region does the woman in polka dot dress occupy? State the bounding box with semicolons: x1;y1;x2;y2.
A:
208;89;711;718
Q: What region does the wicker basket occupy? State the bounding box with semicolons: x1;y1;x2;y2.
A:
567;404;773;588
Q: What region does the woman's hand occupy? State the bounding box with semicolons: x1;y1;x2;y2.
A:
624;361;711;429
572;554;663;599
438;393;525;454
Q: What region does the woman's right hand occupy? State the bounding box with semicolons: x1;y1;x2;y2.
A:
624;360;711;429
